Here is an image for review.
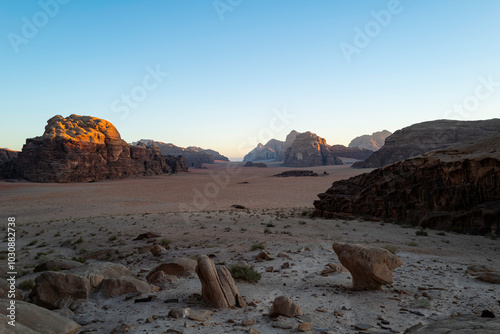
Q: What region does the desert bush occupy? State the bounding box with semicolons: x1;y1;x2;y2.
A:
250;243;265;251
229;264;261;283
159;239;172;247
416;229;428;236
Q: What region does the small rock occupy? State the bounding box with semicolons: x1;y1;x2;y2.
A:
248;328;259;334
353;323;373;330
151;245;166;256
298;322;313;332
481;310;495;318
241;315;255;326
256;251;274;262
266;267;274;272
269;296;303;318
281;262;290;269
133;232;160;240
169;308;190;319
277;253;291;258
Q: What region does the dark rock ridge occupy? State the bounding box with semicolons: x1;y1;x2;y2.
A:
9;114;187;183
136;140;228;168
0;148;19;178
348;130;392;151
243;161;267;167
329;145;374;160
353;119;500;168
243;130;299;162
274;170;318;177
314;133;500;235
284;132;343;167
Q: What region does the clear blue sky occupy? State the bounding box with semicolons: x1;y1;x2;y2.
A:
1;0;499;160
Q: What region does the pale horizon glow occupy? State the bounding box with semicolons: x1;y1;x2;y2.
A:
1;1;499;160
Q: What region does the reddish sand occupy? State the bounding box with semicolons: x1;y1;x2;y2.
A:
0;162;370;223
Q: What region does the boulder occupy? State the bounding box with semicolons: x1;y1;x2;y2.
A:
146;258;197;282
150;245;166;256
146;271;180;289
13;115;187;182
348;130;392;151
284;132;343;167
98;276;158;297
195;255;245;309
353;119;500;168
332;242;402;290
269;296;303;318
0;279;22;299
0;299;81;334
315;133;500;235
29;272;91;310
34;259;84;272
403;315;500;333
68;262;136;288
477;272;500;284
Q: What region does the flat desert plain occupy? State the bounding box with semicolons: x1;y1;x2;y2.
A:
1;162;499;333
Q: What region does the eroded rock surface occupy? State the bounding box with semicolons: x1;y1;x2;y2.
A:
315;133;500;235
284;132;343;167
353;119;500;168
195;255;245;309
12;115;187;182
332;242;402;290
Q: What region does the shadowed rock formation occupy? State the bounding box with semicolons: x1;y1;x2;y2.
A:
353;119;500;168
136;140;228;167
314;133;500;235
348;130;392;151
329;144;374;160
284;132;343;167
9;115;187;182
0;148;19;178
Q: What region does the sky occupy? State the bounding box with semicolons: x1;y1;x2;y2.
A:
1;0;499;160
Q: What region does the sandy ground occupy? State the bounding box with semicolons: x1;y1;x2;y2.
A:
1;162;499;333
0;162;368;223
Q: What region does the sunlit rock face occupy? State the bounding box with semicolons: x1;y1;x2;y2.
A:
314;133;500;235
15;114;186;182
283;132;343;167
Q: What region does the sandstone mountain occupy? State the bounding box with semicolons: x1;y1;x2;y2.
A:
7;115;187;182
348;130;391;151
284;132;343;167
314;132;500;235
243;130;299;162
352;119;500;168
135;140;228;168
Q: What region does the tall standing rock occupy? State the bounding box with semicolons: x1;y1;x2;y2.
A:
195;255;245;309
332;242;402;290
348;130;392;151
13;114;186;182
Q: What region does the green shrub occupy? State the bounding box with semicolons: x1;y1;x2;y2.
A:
416;229;428;236
159;238;172;247
250;243;265;251
229;264;261;283
407;241;418;247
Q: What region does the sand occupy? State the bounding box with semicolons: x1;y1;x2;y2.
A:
0;162;499;333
